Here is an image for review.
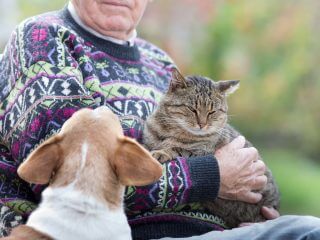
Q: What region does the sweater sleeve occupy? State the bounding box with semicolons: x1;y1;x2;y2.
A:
125;155;220;214
0;20;97;235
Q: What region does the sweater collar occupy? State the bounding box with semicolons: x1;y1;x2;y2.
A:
60;6;141;61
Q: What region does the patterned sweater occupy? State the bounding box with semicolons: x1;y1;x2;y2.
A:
0;7;224;239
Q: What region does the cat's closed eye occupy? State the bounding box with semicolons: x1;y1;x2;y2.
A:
208;110;216;116
186;106;197;114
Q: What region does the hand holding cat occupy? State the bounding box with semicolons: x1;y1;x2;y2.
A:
239;206;281;227
215;136;268;204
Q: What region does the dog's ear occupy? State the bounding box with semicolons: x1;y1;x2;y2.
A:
114;137;163;186
18;135;61;185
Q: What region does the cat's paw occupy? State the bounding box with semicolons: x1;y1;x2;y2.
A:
151;150;172;163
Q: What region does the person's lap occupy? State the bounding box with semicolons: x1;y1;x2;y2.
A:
157;215;320;240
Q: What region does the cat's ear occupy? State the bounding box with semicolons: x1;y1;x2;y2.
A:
168;68;187;92
217;80;240;96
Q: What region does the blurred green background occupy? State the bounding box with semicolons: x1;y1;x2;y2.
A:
1;0;319;216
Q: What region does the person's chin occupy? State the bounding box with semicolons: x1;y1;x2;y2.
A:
107;17;130;29
97;17;133;37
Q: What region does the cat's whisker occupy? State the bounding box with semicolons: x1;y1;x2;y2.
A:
214;128;232;139
215;131;229;139
155;117;180;125
227;114;236;117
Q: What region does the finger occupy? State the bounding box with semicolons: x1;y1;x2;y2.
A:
252;175;267;190
261;206;280;220
238;191;262;204
238;147;259;162
239;222;255;227
253;160;266;175
226;136;246;150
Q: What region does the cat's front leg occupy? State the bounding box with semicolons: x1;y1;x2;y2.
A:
151;149;179;163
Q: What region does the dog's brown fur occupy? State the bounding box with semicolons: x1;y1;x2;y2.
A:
4;107;162;239
4;226;52;240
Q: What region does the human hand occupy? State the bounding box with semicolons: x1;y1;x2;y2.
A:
239;206;280;227
261;206;280;219
215;136;267;204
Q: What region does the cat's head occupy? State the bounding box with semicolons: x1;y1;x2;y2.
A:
160;68;239;136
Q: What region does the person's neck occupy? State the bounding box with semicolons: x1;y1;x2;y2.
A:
68;1;136;47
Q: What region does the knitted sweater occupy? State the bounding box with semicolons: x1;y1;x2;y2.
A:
0;7;224;239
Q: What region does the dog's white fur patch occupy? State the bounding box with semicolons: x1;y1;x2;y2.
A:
80;142;88;171
27;185;131;240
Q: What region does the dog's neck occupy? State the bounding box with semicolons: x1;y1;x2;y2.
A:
27;185;131;240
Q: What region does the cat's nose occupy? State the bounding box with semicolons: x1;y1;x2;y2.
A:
199;123;207;129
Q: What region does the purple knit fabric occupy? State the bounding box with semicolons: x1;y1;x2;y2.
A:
0;7;222;238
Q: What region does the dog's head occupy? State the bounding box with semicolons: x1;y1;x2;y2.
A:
17;106;162;205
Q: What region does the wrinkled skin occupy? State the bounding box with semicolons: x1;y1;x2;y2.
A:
72;0;149;40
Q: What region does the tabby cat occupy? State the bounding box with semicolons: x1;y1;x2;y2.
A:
143;68;280;228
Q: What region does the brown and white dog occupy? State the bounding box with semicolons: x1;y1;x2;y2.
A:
4;106;163;240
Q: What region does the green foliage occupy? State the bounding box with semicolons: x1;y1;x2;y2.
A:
262;148;320;216
193;0;320;158
190;0;320;216
17;0;66;20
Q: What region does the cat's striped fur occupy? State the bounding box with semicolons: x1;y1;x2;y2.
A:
143;69;280;228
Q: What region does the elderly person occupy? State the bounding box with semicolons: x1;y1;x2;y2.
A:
0;0;319;239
